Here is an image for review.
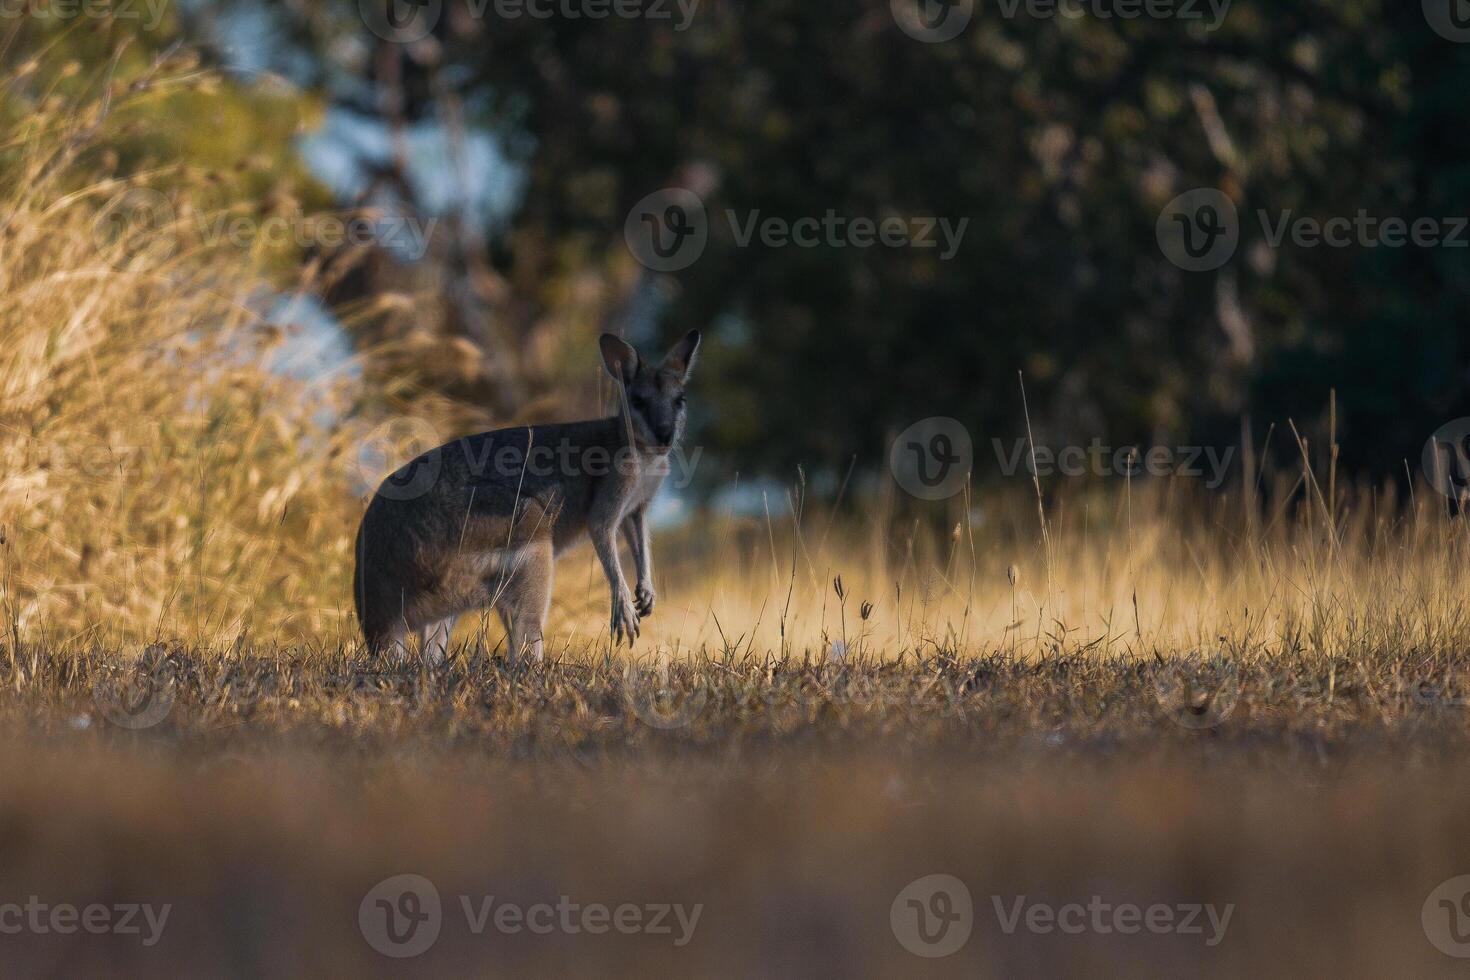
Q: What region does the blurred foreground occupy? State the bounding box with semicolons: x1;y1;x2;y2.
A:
2;646;1470;977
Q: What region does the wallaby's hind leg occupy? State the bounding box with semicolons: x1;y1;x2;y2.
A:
362;622;411;665
388;630;412;666
494;541;553;664
418;616;456;666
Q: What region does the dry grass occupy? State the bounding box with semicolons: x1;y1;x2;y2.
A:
4;53;1470;979
3;55;1468;668
0;53;367;646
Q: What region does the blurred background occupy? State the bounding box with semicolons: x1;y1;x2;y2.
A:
7;0;1466;495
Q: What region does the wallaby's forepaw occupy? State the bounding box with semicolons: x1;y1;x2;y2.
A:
635;583;656;618
611;594;641;646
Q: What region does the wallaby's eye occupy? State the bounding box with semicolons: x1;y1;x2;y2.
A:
673;394;686;409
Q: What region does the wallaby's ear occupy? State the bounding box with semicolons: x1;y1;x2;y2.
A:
599;333;640;384
663;329;702;382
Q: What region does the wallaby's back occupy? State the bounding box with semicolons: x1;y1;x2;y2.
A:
353;418;622;650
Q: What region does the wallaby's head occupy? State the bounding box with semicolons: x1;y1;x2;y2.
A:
599;330;701;453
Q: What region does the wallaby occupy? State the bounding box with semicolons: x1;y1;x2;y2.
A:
353;330;701;664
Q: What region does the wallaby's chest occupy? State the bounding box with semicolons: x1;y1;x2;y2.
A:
623;458;671;514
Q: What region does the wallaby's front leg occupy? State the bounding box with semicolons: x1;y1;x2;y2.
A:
592;519;640;646
621;506;655;618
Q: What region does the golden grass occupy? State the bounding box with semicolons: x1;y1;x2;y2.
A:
626;478;1470;667
0;74;1466;667
0;54;391;647
2;54;1468;681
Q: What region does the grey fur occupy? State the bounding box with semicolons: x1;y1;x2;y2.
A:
353;330;701;663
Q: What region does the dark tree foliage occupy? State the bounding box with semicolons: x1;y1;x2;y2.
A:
252;0;1469;485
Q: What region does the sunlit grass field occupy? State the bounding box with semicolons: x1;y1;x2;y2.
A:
5;54;1470;978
